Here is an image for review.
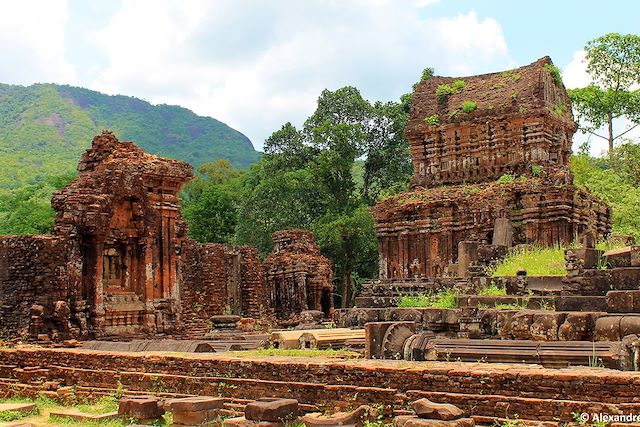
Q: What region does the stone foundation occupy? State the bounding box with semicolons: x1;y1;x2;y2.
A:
1;348;640;424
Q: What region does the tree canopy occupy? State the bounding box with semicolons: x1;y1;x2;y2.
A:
569;33;640;161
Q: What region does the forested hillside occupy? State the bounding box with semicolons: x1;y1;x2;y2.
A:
0;83;260;190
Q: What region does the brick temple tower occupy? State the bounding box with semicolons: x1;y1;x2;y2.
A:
371;57;611;280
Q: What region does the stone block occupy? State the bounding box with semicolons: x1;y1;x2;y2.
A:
223;416;285;426
302;405;370;426
595;316;621;341
49;409;118;422
167;396;225;412
412;398;464;420
558;313;599;341
173;408;221;425
603;246;640;268
492;218;513;247
457;241;479;278
118;397;165;420
606;290;640;313
0;402;37;414
244;399;298;422
620;316;640;337
530;312;566;341
394;415;474;427
510;311;535;340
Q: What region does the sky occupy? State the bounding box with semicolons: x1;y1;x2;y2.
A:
0;0;638;154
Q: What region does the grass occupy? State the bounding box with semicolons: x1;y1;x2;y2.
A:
74;395;119;414
241;347;361;359
461;100;477;113
0;394;173;426
397;289;458;308
497;173;515;184
424;114;439;125
491;246;567;277
493;302;529;310
477;284;506;296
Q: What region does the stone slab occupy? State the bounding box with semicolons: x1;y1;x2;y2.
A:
49;409;118;421
0;403;37;414
166;396;225;412
244;399;298;422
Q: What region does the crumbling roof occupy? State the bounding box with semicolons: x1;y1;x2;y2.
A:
77;130;193;179
407;56;575;132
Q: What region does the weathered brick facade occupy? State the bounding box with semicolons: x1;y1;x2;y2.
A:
263;230;333;318
372;57;611;279
0;132;271;340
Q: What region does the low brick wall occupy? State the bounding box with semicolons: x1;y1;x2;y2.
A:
1;348;639;423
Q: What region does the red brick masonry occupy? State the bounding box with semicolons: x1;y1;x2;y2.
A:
1;348;639;423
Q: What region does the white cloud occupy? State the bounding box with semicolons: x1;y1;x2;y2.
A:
89;1;512;150
562;50;591;89
0;0;76;85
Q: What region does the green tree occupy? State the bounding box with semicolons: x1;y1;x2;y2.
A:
182;185;237;243
235;164;325;255
572;153;640;241
313;206;378;308
610;140;640;187
362;100;412;204
181;160;243;244
569;33;640;162
0;173;75;235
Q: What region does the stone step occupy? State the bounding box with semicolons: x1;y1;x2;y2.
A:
413;338;625;369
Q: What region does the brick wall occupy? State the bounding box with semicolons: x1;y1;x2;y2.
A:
0;236;72;338
1;348;640;422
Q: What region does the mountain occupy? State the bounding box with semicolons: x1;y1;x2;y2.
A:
0;83;261;190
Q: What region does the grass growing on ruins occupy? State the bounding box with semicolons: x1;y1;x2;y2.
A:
397;289;458;309
241;347;362;359
0;394;173;426
477;283;507;296
490;246;567;277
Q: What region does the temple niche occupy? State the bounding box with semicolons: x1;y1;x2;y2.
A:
0;131;290;340
371;57;611;280
263;230;334;319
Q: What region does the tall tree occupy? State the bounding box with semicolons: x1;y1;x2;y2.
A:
313;206;377;308
569;33;640;162
181;160;243;244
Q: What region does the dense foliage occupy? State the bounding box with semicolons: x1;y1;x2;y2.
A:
0;83;260;191
571;142;640;241
181;84;415;307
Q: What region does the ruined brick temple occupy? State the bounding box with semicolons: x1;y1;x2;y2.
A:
263;229;333;318
0;132;331;340
371;57;611;279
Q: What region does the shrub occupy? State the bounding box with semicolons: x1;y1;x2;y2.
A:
424;115;439;125
461;100;477;113
436;84;454;103
543;63;563;85
497;174;515;184
397;289;458;308
452;79;466;91
531;164;543;176
554;102;568;116
490;246;567;277
478;284;506;296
